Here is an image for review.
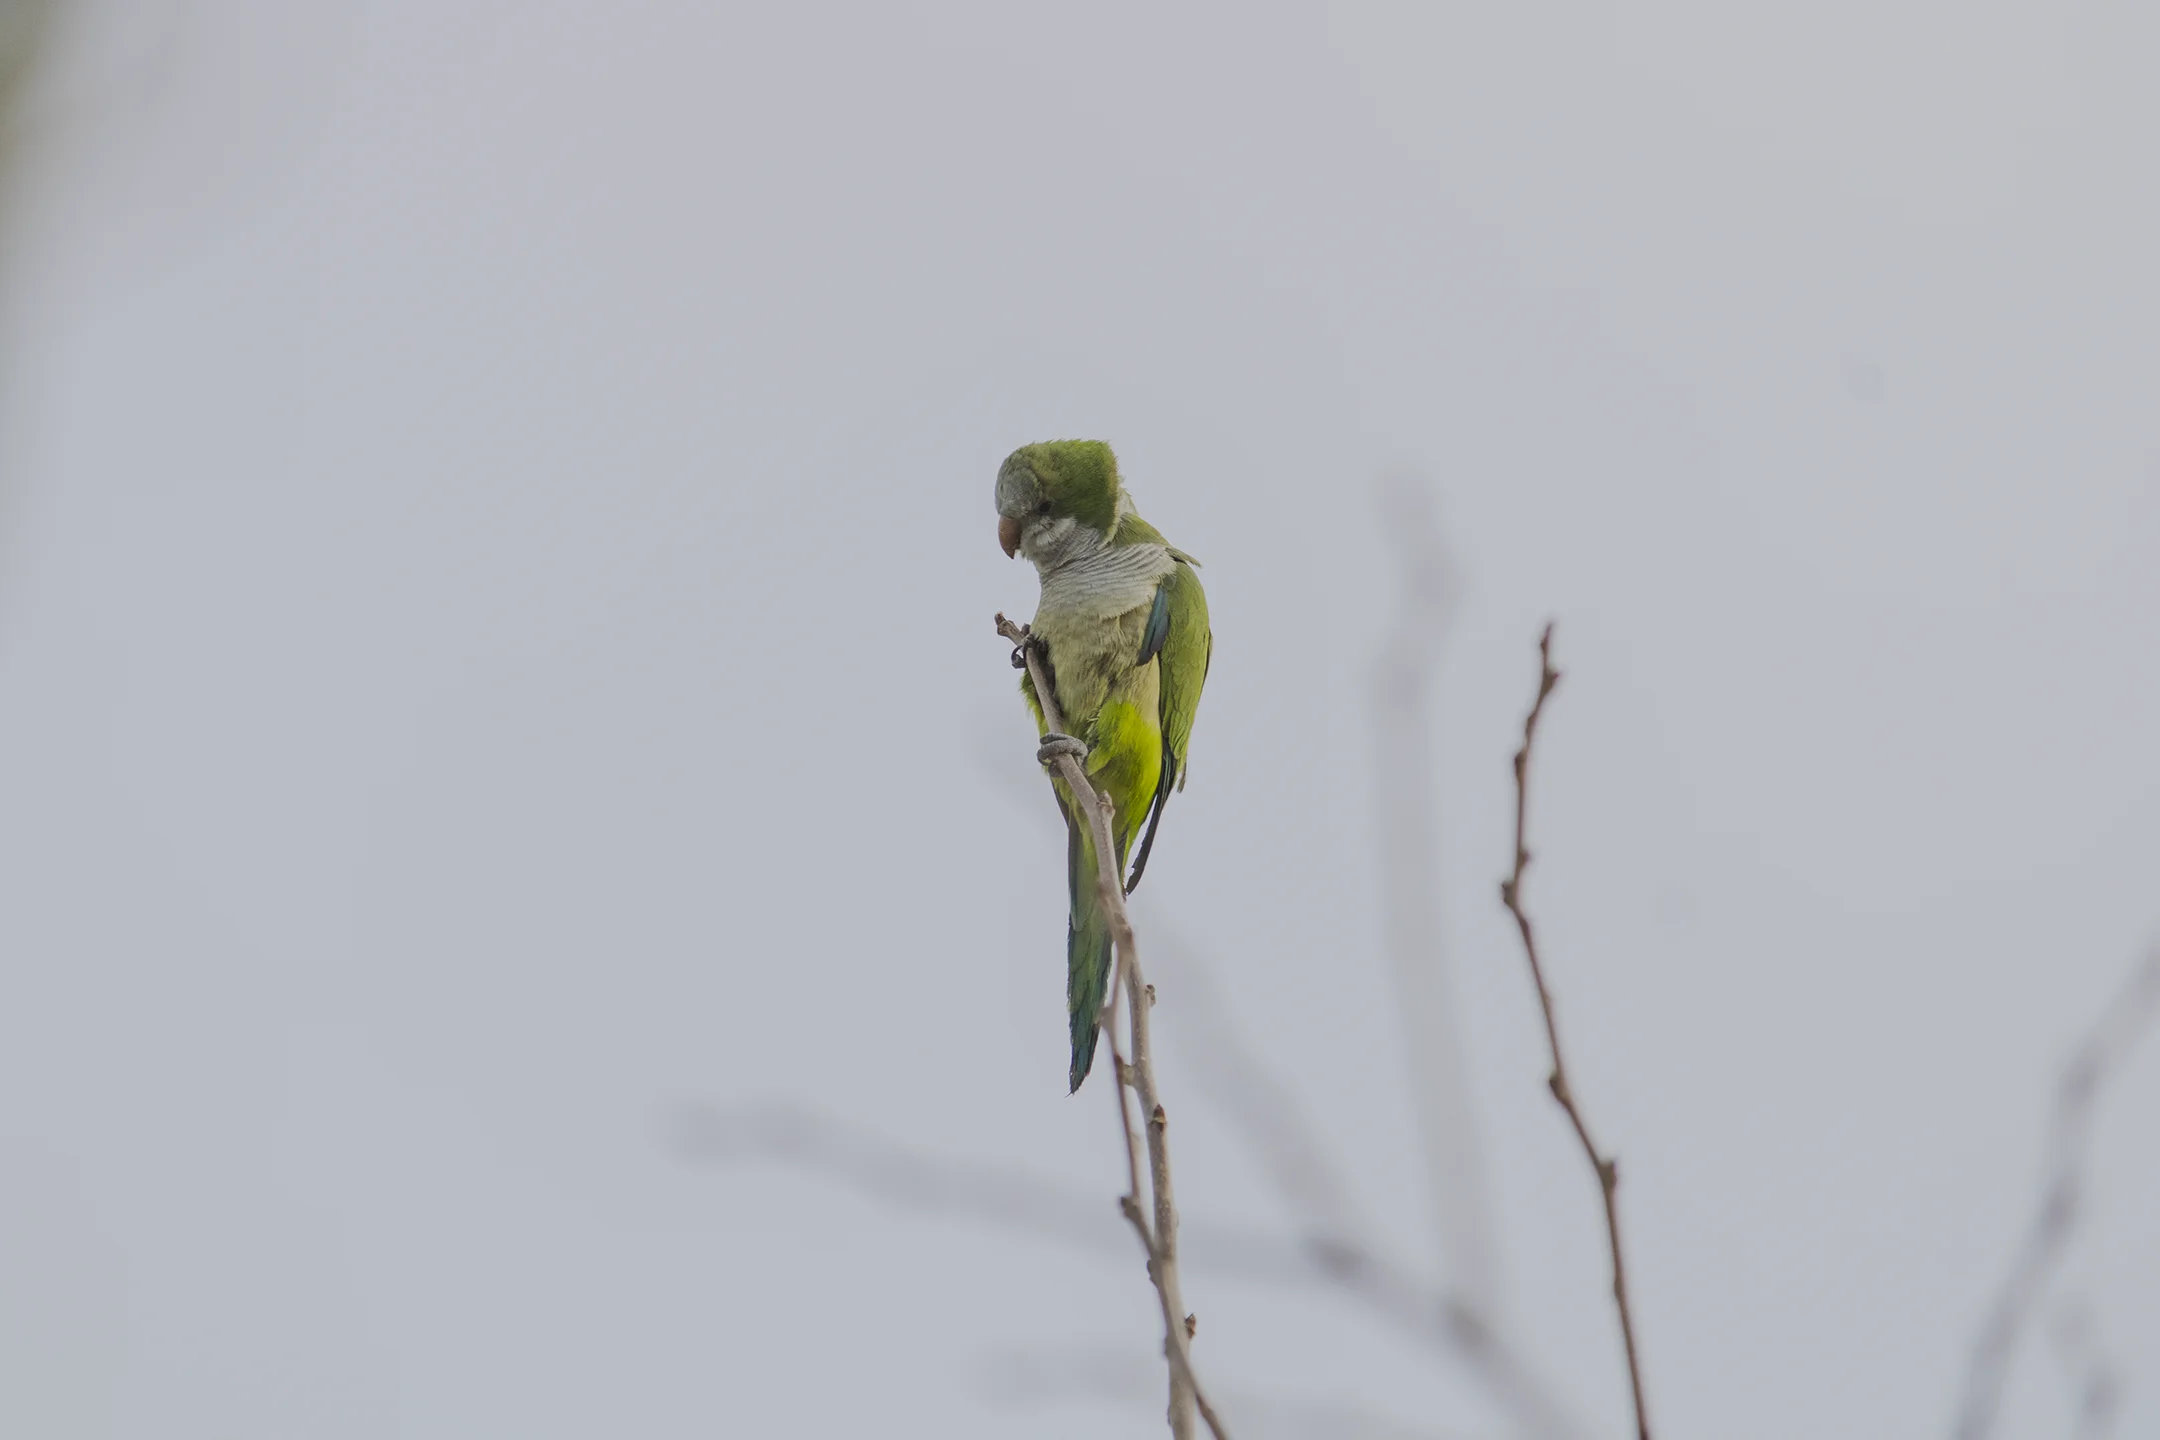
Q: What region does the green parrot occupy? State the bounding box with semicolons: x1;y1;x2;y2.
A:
995;440;1212;1092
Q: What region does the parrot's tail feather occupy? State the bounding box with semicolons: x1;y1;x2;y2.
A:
1066;813;1116;1093
1067;925;1109;1092
1067;907;1114;1092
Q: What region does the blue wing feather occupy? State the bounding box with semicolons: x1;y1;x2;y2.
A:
1136;577;1173;666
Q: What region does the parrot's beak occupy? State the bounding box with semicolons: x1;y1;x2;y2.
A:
998;515;1022;558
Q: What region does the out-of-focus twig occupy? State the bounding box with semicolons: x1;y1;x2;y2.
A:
1144;924;1576;1440
996;610;1225;1440
1950;943;2160;1440
1306;1242;1577;1440
676;1100;1127;1257
677;1096;1578;1437
0;0;56;265
1499;624;1652;1440
0;0;53;122
674;1099;1390;1290
2048;1299;2122;1440
1146;921;1368;1253
1367;476;1495;1315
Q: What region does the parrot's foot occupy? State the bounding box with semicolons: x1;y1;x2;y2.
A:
1037;733;1088;767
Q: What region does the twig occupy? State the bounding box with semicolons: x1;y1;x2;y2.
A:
1499;624;1652;1440
996;610;1225;1440
1949;943;2160;1440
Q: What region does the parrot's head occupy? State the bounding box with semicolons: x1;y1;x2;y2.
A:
995;440;1122;563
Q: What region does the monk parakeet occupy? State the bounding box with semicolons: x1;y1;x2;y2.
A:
996;440;1212;1092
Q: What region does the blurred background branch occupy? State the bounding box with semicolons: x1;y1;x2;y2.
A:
2046;1298;2121;1440
1146;920;1371;1262
1367;475;1495;1318
1951;943;2160;1440
0;0;54;131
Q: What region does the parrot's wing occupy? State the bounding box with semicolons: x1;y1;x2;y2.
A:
1123;559;1210;894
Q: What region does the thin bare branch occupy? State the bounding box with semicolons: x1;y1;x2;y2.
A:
1950;942;2160;1440
996;610;1225;1440
1499;624;1652;1440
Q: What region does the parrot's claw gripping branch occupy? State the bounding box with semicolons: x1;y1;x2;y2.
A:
1036;733;1089;766
993;612;1228;1440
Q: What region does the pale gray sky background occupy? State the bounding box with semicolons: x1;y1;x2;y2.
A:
0;2;2155;1436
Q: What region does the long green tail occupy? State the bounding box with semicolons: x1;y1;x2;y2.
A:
1066;815;1117;1092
